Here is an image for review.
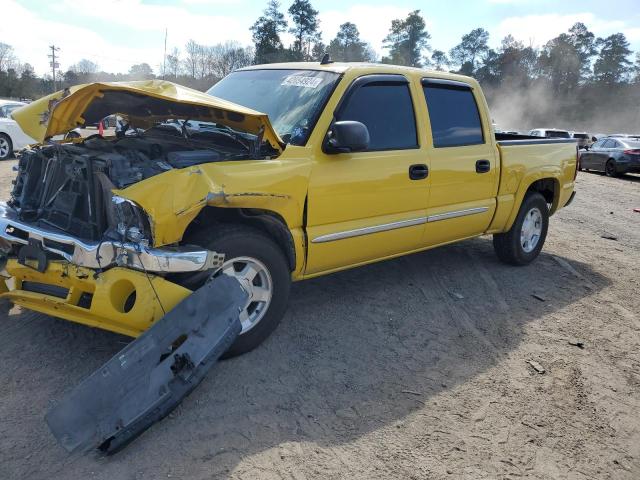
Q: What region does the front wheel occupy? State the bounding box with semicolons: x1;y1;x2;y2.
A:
182;224;291;357
493;192;549;266
0;134;13;160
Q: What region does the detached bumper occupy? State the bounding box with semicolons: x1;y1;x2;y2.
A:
0;202;223;273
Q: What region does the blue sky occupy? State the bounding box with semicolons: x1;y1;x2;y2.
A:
3;0;639;75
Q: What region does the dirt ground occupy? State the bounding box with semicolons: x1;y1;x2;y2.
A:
0;160;638;480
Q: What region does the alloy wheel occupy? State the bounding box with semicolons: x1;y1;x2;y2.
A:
0;137;10;159
214;256;273;334
520;207;543;253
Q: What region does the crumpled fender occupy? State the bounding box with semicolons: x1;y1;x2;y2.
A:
116;153;311;247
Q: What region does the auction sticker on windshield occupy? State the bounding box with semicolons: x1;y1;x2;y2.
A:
281;76;323;88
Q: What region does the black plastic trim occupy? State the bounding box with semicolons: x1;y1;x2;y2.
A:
421;78;473;90
327;74;419;153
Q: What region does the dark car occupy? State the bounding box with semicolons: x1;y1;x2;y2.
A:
579;137;640;177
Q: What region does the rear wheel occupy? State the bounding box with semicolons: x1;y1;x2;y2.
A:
0;134;13;160
493;192;549;266
181;224;291;357
605;159;618;177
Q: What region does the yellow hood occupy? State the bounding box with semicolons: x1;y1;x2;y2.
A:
12;80;284;152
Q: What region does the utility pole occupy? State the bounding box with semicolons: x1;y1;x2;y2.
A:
162;28;168;80
48;45;60;92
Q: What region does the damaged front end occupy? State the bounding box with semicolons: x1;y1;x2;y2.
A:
0;81;287;453
0;80;285;332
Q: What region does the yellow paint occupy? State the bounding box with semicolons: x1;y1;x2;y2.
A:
11;80;283;152
3;63;576;337
2;259;191;337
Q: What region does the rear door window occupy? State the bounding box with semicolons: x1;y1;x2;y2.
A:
337;81;417;151
422;80;484;148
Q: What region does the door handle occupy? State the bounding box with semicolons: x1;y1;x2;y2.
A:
475;159;491;173
409;164;429;180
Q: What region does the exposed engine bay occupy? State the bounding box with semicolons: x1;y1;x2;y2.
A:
8;125;277;245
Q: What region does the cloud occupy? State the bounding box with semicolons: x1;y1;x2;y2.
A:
493;12;630;47
58;0;252;46
319;5;428;57
1;0;164;75
3;0;255;75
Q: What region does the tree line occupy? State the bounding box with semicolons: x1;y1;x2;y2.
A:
1;1;639;130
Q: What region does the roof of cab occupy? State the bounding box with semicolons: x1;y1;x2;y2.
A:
238;61;477;84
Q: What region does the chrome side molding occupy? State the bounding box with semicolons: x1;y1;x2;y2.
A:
312;206;489;243
312;217;428;243
426;206;489;223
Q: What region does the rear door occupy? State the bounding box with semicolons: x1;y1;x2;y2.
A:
594;139;614;171
580;138;603;169
419;78;498;247
305;74;430;275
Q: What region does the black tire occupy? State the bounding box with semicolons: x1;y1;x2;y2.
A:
492;192;549;266
605;159;618;177
183;224;291;357
0;133;13;161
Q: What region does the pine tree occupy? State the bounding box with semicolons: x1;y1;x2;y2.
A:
288;0;321;61
250;0;288;64
593;33;632;85
382;10;431;67
327;22;374;62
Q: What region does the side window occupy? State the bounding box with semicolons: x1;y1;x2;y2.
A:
337;82;418;151
592;139;604;148
602;139;614;148
423;81;484;148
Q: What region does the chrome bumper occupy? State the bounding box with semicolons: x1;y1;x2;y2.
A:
0;202;223;273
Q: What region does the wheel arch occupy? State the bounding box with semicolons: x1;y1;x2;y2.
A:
183;206;298;273
503;176;560;231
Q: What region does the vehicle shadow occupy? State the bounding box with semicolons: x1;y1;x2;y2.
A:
0;237;610;479
581;170;640;182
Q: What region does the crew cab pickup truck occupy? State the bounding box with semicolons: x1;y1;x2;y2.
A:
1;62;578;357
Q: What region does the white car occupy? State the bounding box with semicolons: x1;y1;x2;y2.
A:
528;128;571;139
0;100;37;160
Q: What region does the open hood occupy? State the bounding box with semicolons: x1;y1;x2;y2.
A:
11;80;284;153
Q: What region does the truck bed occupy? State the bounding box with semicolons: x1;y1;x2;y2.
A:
486;135;578;233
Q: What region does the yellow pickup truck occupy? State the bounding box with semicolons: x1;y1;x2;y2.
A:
2;62;577;357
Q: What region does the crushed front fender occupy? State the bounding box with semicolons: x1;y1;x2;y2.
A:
45;274;246;454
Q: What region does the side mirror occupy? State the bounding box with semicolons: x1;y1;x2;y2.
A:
324;121;370;154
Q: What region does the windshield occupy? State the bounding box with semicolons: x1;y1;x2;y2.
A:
573;133;588;139
207;69;340;145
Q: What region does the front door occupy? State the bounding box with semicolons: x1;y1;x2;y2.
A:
305;74;430;275
419;78;498;246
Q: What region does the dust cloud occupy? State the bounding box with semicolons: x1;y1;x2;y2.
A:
484;82;640;136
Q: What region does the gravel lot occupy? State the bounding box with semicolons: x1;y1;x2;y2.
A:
0;159;638;480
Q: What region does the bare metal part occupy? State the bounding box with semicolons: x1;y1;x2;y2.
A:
0;202;223;273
